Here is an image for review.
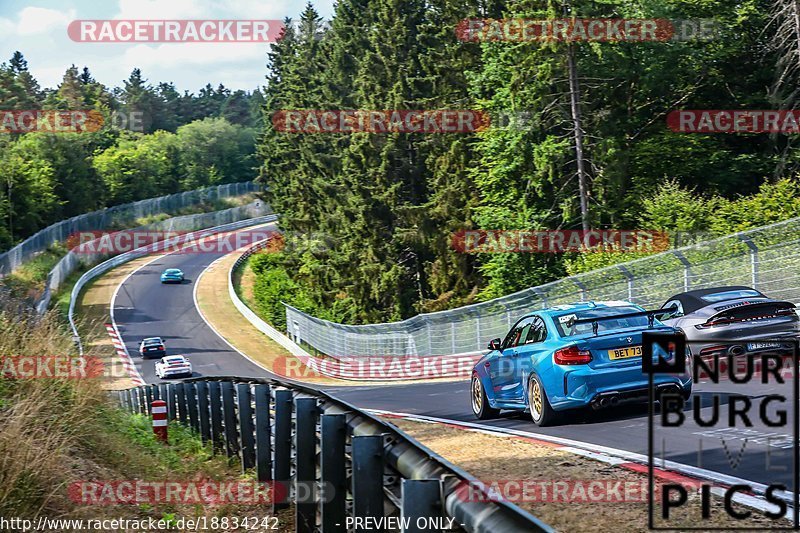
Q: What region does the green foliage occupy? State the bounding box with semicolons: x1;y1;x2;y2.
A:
250;252;314;329
255;0;800;325
0;52;261;250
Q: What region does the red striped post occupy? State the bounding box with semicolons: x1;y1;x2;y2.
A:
151;399;168;443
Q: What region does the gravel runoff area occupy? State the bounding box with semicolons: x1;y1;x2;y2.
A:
386;417;792;532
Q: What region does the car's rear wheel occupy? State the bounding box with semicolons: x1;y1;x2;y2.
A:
528;374;558;427
471;373;499;420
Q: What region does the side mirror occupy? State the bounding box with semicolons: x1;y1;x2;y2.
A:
487;338;502;351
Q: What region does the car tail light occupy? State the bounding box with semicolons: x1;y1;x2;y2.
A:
699;344;728;356
554;345;592;365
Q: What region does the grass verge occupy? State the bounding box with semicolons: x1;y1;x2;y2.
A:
0;303;288;528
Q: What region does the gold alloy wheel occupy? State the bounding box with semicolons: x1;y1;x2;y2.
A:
471;375;483;414
529;378;543;421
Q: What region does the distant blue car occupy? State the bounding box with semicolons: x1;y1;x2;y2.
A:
470;302;692;426
160;268;184;284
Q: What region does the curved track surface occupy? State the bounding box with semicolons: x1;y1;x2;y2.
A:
111;226;796;492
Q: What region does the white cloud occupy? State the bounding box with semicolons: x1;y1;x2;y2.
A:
121;41;268;69
114;0;209;20
17;7;75;36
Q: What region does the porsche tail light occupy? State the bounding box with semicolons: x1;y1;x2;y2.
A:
554;345;592;365
699;344;728;356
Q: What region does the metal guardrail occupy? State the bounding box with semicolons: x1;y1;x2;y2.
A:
0;181;257;277
68;214;278;355
228;237;320;366
119;378;552;533
285;216;800;358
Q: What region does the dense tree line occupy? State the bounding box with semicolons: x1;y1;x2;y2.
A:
0;53;260;250
257;0;800;324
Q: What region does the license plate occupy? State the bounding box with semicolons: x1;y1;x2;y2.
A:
747;342;781;351
609;346;642;360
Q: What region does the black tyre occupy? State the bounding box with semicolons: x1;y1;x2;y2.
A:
528;373;558;427
471;373;500;420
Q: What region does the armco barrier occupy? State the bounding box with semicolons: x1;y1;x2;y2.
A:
68;214;278;356
228;238;481;380
0;181;257;277
285;216;800;358
119;377;552;533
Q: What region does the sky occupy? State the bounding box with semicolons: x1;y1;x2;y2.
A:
0;0;335;93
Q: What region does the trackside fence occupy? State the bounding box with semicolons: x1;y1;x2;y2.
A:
285;216;800;358
119;378;552;533
0;181;257;277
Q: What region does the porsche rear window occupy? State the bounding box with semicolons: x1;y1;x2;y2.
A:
700;289;762;303
555;306;647;337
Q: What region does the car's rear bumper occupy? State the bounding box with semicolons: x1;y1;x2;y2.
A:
551;365;691;411
159;369;192;378
141;351;166;358
160;277;183;283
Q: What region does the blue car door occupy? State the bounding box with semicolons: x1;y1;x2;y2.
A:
488;317;533;402
508;316;548;402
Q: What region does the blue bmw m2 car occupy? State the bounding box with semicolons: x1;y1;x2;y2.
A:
471;301;692;426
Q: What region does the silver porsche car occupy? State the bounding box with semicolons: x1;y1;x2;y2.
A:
658;286;800;358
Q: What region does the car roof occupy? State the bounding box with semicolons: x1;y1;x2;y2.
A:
664;286;766;314
142;337;163;343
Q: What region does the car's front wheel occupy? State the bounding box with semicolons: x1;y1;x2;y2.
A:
528;374;558;427
471;373;499;420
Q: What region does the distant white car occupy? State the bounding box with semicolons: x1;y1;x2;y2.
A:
154;355;193;379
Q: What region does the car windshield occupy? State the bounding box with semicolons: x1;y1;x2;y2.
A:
554;306;648;337
700;289;763;303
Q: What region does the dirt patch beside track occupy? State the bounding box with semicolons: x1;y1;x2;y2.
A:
387;418;791;532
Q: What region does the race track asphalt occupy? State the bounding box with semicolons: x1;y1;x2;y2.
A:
111;225;798;494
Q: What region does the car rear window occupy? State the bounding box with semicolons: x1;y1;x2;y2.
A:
554;306;648;337
144;339;162;345
700;289;763;303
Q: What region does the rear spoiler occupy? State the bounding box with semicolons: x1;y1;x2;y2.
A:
565;307;673;336
703;300;797;327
